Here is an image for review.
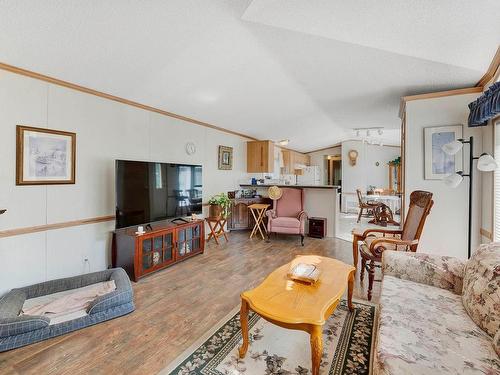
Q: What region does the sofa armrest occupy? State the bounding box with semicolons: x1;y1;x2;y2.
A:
297;211;307;222
382;250;465;294
87;268;134;315
0;315;50;338
266;210;276;219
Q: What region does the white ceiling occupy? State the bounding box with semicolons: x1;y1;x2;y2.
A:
0;0;498;152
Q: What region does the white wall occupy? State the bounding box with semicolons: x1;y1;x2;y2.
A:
481;121;494;243
341;140;400;194
0;70;249;295
307;146;341;184
404;93;483;259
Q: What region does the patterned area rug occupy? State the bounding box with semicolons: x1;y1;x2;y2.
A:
163;299;377;375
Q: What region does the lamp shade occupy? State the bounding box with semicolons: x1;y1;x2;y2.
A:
477;153;498;172
442;140;463;155
443;172;464;188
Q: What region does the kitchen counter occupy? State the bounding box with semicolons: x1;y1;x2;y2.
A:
240;184;340;189
240;184;340;238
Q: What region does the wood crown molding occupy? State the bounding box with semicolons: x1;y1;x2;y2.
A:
305;143;342;154
399;46;500;118
398;86;483;119
476;46;500;88
0;215;115;238
306;140;400;154
0;62;258;142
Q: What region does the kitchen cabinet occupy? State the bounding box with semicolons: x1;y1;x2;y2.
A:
281;150;311;174
227;198;272;231
247;140;274;173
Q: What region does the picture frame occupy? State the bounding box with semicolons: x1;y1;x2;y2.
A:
218;145;233;170
16;125;76;185
424;125;462;180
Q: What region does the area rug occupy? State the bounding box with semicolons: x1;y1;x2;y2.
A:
163;299;377;375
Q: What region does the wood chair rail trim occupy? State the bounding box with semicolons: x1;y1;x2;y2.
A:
0;215;116;238
480;227;493;240
0;62;257;142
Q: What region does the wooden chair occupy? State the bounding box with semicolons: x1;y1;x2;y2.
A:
356;189;383;223
352;190;434;300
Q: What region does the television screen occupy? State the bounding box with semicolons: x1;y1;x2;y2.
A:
115;160;202;229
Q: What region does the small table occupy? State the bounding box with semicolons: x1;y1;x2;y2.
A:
238;256;355;375
248;203;270;240
205;217;228;245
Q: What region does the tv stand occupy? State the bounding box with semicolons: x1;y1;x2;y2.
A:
112;219;205;281
171;217;189;224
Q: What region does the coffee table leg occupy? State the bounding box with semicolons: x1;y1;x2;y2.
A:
238;299;249;358
348;270;354;312
310;325;323;375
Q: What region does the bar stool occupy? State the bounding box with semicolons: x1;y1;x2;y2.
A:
248;203;270;240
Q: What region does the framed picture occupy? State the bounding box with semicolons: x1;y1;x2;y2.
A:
16;125;76;185
424;125;462;180
218;145;233;170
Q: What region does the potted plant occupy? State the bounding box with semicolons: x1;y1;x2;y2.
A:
208;193;231;219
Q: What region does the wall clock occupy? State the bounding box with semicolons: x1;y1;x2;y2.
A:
348;149;358;166
185;142;196;155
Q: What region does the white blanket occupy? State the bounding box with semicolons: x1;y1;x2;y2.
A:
22;280;116;325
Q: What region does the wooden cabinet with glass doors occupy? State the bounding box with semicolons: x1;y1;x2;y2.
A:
112;219;205;281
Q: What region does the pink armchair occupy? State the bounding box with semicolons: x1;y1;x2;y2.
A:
266;188;307;246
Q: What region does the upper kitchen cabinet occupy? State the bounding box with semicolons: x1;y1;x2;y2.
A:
247;140;274;173
281;150;310;174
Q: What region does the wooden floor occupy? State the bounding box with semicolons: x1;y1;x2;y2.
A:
0;232;380;375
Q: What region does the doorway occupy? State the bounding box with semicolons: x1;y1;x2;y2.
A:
326;155;341;186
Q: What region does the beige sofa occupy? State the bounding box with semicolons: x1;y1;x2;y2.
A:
374;243;500;374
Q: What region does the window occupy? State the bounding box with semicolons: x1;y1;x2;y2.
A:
495;120;500;241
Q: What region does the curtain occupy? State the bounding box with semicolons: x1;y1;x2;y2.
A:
468;81;500;127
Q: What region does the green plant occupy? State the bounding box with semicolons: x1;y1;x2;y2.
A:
208;193;231;217
388;156;401;165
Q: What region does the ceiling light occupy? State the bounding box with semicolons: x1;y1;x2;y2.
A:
443;172;464;188
378;129;383;136
477;153;498;171
278;139;289;146
442;140;463;155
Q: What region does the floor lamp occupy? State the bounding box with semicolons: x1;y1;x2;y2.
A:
442;136;498;258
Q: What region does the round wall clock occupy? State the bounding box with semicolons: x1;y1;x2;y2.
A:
185;142;196;155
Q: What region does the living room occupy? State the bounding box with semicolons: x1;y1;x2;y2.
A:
0;2;499;374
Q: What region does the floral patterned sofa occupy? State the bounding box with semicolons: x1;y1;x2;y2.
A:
374;243;500;374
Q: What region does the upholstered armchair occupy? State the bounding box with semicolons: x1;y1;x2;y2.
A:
266;188;307;246
352;190;434;300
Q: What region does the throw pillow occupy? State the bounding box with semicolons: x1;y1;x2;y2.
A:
462;242;500;337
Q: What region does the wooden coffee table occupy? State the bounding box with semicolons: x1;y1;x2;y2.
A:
238;255;355;375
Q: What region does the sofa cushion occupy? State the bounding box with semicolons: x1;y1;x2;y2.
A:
382;251;465;294
462;242;500;337
375;275;499;374
270;217;300;229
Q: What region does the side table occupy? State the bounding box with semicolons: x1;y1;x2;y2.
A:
205;217;228;245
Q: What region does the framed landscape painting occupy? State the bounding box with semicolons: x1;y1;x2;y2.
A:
16;125;76;185
424;125;462;180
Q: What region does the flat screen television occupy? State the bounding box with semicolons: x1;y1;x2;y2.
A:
115;160;202;229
